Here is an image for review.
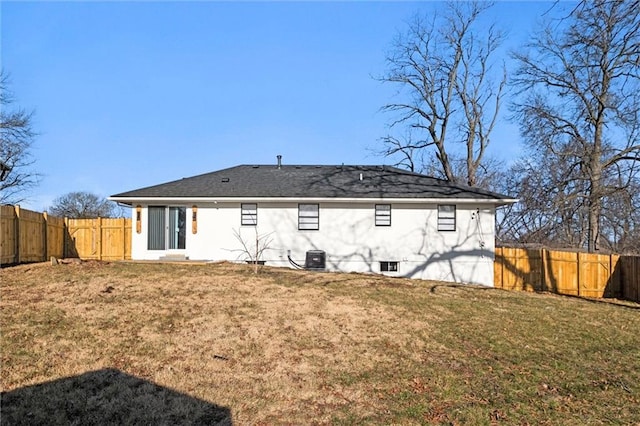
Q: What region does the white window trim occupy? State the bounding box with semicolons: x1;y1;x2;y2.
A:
298;203;319;231
241;203;257;226
375;204;391;226
438;204;456;232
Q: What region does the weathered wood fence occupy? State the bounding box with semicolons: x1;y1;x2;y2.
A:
495;247;640;303
1;205;131;264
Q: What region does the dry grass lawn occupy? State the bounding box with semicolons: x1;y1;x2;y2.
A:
1;261;639;425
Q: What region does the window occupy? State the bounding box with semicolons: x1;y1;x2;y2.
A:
438;204;456;231
241;203;257;226
148;206;186;250
380;261;399;272
375;204;391;226
298;204;319;230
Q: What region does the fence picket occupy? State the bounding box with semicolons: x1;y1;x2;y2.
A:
495;246;638;303
0;205;131;265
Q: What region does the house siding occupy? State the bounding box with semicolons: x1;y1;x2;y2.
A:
130;201;496;286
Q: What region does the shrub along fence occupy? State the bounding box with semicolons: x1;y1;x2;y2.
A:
1;205;131;265
494;246;640;303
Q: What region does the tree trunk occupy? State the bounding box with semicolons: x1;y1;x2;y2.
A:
588;111;605;252
588;200;600;252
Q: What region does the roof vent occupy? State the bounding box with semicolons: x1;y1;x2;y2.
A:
277;154;282;169
222;177;230;183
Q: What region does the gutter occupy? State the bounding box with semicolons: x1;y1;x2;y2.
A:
109;196;519;206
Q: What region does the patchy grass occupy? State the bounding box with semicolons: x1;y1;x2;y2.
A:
1;261;639;425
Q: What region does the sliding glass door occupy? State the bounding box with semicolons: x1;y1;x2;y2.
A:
168;207;186;249
148;206;186;250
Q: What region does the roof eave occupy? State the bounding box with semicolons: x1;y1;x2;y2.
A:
495;198;519;207
109;196;519;205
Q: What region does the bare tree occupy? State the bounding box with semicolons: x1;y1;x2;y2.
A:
511;0;640;252
379;1;506;187
378;132;422;173
498;153;640;254
48;191;118;218
598;174;640;254
232;228;274;274
496;155;590;248
0;71;38;204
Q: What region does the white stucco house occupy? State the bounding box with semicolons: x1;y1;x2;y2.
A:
110;160;517;286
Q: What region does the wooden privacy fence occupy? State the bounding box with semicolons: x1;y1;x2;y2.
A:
3;206;639;303
1;205;65;263
495;247;640;303
1;205;131;264
66;217;132;261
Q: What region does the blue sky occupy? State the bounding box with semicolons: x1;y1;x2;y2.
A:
2;1;565;212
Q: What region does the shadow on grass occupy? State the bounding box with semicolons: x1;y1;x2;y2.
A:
1;368;232;425
429;283;495;293
544;291;640;311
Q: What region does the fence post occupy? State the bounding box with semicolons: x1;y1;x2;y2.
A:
576;252;581;297
540;248;546;292
609;254;620;299
121;218;126;260
96;217;102;261
14;205;21;264
499;247;504;289
540;247;549;291
608;254;613;298
63;217;69;258
42;211;48;261
632;257;640;303
636;257;640;303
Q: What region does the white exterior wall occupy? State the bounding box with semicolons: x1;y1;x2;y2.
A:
130;201;497;286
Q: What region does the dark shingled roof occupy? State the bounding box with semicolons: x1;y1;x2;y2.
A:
111;165;514;201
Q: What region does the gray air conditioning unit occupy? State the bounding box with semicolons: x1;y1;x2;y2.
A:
304;250;326;270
